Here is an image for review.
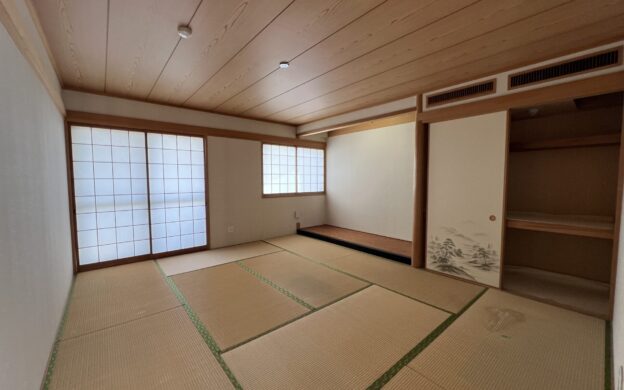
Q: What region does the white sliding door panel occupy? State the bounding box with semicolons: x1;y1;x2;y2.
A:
71;127;149;264
147;134;206;253
71;126;207;266
426;111;508;287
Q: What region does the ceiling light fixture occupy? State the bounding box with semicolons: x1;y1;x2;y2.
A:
279;61;290;69
178;25;192;39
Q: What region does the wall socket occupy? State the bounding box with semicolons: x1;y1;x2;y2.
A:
618;365;623;390
227;225;235;233
294;211;300;219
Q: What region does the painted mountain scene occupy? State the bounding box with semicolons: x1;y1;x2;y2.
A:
427;223;500;287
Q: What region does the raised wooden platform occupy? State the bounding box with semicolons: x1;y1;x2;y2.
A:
297;225;412;264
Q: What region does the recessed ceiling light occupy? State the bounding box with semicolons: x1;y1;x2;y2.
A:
279;61;290;69
178;26;192;39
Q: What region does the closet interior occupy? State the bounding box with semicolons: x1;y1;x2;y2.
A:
503;92;624;318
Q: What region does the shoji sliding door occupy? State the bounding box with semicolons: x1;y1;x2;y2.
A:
147;134;206;253
426;111;508;287
69;126;207;268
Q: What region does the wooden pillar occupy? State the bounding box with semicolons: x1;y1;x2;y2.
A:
412;95;427;267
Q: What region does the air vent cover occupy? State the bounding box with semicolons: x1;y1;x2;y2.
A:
427;79;496;107
509;47;621;89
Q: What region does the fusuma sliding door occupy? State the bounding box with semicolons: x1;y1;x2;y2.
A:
426;111;508;287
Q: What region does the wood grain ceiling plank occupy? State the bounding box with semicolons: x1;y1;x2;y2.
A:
105;0;200;99
289;14;624;124
252;0;572;121
147;0;292;105
215;0;475;115
267;0;622;122
183;0;385;110
32;0;107;90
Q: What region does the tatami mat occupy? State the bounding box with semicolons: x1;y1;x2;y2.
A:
383;367;445;390
241;251;369;308
408;289;605;390
50;307;233;389
322;252;484;313
223;285;449;389
172;263;309;350
158;241;282;276
266;234;355;261
62;261;179;340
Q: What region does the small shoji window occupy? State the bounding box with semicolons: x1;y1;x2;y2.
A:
297;147;325;193
262;144;324;195
263;144;296;195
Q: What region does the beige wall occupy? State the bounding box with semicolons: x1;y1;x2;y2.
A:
208;136;325;248
326;123;415;241
0;21;73;390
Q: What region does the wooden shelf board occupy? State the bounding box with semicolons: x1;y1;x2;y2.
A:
506;212;614;239
509;133;620;152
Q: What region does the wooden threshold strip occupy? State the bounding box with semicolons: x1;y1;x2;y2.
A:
509;133;620;152
66;111;325;149
506;212;614;239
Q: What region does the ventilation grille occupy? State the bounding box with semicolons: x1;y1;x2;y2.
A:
509;48;621;89
427;79;496;107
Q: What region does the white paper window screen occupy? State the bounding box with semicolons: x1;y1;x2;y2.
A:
262;145;324;195
147;133;206;254
71;126;207;266
263;144;296;194
297;147;324;193
71;127;150;265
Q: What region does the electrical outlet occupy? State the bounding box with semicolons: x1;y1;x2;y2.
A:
294;211;300;219
227;226;235;233
618;365;623;390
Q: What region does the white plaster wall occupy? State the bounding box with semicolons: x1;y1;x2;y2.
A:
208;137;325;248
326;122;415;241
0;23;73;389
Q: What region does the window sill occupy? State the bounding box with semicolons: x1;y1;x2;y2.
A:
262;192;325;199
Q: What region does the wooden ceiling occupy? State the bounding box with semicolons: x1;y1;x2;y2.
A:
33;0;624;125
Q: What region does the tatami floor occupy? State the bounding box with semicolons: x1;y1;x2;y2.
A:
44;235;607;389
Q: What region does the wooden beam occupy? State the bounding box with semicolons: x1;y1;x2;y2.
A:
0;0;65;115
299;108;416;137
328;111;417;137
419;71;624;123
66;111;326;149
509;133;620;152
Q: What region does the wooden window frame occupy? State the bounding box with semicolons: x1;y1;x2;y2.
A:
65;121;210;273
261;142;327;198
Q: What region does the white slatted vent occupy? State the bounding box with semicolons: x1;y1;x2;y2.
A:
509;48;621;89
426;79;496;108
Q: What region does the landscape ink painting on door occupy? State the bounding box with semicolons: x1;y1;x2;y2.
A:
426;111;508;287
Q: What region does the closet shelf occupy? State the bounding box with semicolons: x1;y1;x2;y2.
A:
506;212;614;239
509;133;620;152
